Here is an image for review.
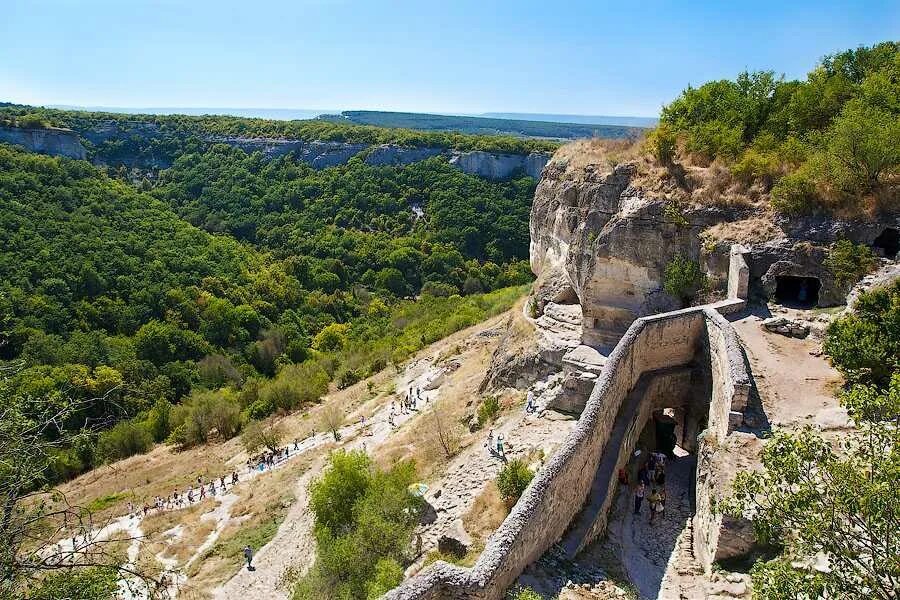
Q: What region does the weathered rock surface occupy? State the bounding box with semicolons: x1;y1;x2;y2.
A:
6;119;550;180
0;126;87;160
760;316;810;338
530;161;711;351
529;156;899;351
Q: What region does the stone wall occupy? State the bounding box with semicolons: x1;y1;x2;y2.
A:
384;303;750;600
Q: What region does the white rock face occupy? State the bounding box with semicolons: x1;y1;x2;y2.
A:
530;162;700;351
449;150;549;179
0;126;87;160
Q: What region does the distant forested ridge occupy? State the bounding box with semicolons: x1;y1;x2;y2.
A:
321;110;643;140
0;104;560;170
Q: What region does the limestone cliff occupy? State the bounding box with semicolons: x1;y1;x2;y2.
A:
12;117;549;180
0;125;87;160
528;148;899;352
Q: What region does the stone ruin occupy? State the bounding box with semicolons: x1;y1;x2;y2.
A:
384;249;753;600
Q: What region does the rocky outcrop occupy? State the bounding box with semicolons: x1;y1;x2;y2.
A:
449;151;548;179
0;126;87;160
10;117;551;180
529;155;899;350
530;161;719;351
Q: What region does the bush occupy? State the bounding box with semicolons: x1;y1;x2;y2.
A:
476;396;501;428
198;354;242;387
312;323;350;352
241;419;284;454
96;420;153;462
511;587;543;600
30;567;119;600
168;389;242;447
770;166;819;214
663;255;707;307
16;113;50;129
257;361;329;416
823;239;877;287
495;459;534;503
295;450;423;599
823;280;899;387
644;124;678;165
144;398;173;442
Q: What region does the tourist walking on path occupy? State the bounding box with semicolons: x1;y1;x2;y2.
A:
648;488;662;524
496;434;506;458
243;545;254;570
634;482;645;515
485;428;494;455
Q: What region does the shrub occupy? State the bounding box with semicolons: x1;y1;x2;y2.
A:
257;361;329;416
96;420;153;462
144;398;173;442
30;567;119;600
16;113;50;129
312;323;350;352
823;280;899;387
663;255;707;307
511;587;543;600
771;166;820;214
296;451;423;599
495;459;534;503
823;239;877;287
198;354;242;387
241;419;284;454
644;124;678;165
421;281;458;297
732;148;780;188
168;389;242;447
476;396;501;428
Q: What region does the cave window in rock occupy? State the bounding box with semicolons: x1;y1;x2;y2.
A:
872;228;899;259
774;275;820;308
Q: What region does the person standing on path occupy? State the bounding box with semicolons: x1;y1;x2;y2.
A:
496;434;505;458
243;545;254;570
634;482;645;515
485;428;494;455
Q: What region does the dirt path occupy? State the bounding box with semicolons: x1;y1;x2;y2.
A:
731;312;847;430
210;360;447;600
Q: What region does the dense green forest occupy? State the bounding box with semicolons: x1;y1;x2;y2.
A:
321;110;641;140
0;141;533;483
655;41;899;214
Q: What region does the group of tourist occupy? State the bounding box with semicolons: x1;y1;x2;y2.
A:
631;450;668;523
247;438;302;473
127;471;242;517
484;428;507;458
388;385;425;427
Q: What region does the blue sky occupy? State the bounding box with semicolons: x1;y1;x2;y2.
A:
2;0;897;117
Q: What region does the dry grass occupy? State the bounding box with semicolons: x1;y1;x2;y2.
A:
461;480;508;544
550;137;644;177
701;216;783;245
374;316;508;480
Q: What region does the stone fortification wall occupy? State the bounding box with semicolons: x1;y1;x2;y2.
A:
384;304;750;600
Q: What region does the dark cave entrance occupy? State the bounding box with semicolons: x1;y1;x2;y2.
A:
872;228;899;259
654;414;678;458
774;275;820;308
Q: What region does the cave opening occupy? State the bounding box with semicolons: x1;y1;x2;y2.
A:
872;227;899;259
774;275;820;307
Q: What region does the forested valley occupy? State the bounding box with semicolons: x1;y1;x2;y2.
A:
0;118;538;483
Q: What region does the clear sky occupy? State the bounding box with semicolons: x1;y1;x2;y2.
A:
2;0;897;117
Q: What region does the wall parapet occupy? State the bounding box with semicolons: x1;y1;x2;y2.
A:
384;303;750;600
